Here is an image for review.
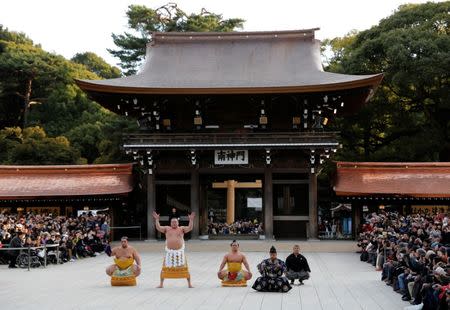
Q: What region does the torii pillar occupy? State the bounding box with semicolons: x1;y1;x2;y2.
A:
212;180;262;224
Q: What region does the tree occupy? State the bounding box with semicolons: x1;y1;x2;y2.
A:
109;3;245;75
322;30;358;73
324;2;450;162
0;126;22;163
94;117;139;164
71;52;121;79
0;29;99;129
0;26;136;164
0;126;83;164
0;40;60;128
0;25;33;45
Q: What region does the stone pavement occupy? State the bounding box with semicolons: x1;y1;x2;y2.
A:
0;241;410;310
122;239;359;253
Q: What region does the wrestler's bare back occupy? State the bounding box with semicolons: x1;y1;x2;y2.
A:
165;226;185;250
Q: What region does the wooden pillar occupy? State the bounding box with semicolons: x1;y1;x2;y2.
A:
213;180;262;226
308;173;318;239
146;172;156;239
226;180;237;224
199;183;208;235
264;168;273;239
191;169;200;238
352;203;361;239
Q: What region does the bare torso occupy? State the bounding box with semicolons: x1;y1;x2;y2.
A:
165;227;184;250
106;245;141;277
226;252;244;263
218;250;252;281
112;246;135;260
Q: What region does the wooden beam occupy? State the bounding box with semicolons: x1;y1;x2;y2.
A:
308;173;318;239
212;180;262;189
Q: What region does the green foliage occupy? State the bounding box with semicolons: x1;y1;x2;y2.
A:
0;39;62;128
71;52;121;79
109;3;245;75
0;25;34;45
325;2;450;162
93;117;138;164
0;26;136;165
322;30;358;72
0;126;84;164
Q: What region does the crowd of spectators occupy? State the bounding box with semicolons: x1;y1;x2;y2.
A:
319;219;340;238
357;210;450;309
207;219;263;235
0;211;110;268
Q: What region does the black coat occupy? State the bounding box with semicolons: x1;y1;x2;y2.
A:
8;236;23;255
285;253;311;272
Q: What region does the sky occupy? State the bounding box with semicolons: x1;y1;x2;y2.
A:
0;0;442;67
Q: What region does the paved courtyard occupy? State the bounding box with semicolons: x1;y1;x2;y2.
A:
0;241;410;310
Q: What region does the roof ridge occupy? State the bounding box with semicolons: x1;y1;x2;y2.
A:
151;29;320;44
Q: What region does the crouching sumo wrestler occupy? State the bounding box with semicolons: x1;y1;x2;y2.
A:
106;236;141;286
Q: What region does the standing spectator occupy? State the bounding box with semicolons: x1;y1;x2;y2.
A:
100;220;109;241
8;231;24;268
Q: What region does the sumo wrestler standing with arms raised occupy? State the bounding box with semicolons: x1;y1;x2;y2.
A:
152;211;195;288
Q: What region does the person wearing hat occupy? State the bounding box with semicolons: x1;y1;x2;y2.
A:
252;246;292;292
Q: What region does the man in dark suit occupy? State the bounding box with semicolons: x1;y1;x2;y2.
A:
285;244;311;285
8;231;25;268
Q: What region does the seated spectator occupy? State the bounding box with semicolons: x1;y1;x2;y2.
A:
207;219;264;236
0;211;111;267
357;210;450;308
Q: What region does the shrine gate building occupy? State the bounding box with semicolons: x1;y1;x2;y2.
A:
76;29;382;239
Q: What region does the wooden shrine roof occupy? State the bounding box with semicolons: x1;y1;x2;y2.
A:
76;29;382;95
0;164;134;199
334;162;450;198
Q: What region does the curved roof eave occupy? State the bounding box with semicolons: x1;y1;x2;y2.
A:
334;161;450;198
75;73;383;95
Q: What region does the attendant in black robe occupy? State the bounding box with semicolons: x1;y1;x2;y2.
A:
252;246;292;292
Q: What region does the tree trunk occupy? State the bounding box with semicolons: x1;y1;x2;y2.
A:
22;78;32;128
